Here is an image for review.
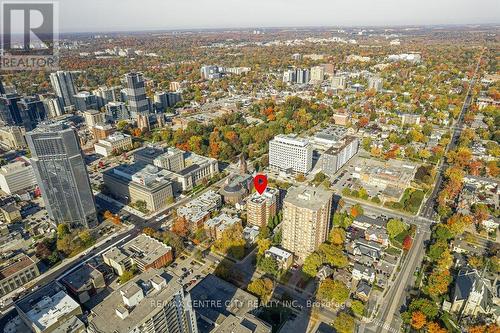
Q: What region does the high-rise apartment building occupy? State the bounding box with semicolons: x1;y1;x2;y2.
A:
50;71;77;108
154;91;183;111
331;75;347;90
200;65;221;80
105;101;129;121
368;76;383;92
282;69;296;83
17;97;47;130
282;185;333;261
246;188;279;228
42;97;64;118
25;121;98;229
0;94;47;130
269;134;313;174
125;72;150;118
93;86;119;108
311;66;325;82
295;68;310;84
169;81;181;92
74;91;98;112
0;93;22;126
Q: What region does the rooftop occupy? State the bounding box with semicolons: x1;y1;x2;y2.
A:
177;190;221;222
25;291;80;331
134;146;165;161
0;254;35;280
190;274;258;326
105;162;173;191
123;234;172;266
102;131;130;143
271;134;310;147
104;234;172;267
15;282;80;332
88;270;182;332
324;135;358;155
0;160;31;175
284;185;332;210
266;246;292;260
60;263;102;292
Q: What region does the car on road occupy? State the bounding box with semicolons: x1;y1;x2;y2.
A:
181;267;188;273
170;263;178;268
155;214;167;222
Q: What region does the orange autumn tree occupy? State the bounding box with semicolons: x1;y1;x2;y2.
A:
427;322;447;333
143;227;155;237
402;235;413;251
350;204;363;218
411;311;427;330
172;218;189;237
357;116;369;128
427;269;451;297
469;324;500;333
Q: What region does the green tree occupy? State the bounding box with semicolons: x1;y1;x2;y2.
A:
302;252;323;277
351;300;365;317
78;230;93;246
247;278;274;304
258;256;279;277
56;235;73;256
387;219;408;239
329;227;346;246
318;243;348;268
212;224;246;260
333;312;355;333
408;298;439;320
116;120;128;130
313;172;327;184
119;270;134;284
317;279;349;304
57;224;70;239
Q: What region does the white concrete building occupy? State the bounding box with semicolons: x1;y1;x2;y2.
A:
265;246;293;270
331;75;347;90
94;132;133;157
0;160;37;194
310;66;325;83
269;134;313;174
368;77;383;91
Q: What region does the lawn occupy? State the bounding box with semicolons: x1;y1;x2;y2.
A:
385;246;402;256
385;188;425;215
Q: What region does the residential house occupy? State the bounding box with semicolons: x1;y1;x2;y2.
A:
352;239;382;260
352;263;375;283
365;226;389;247
355;280;372;302
317;265;335;281
264;247;293;270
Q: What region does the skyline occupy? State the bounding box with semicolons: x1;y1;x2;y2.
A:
55;0;500;33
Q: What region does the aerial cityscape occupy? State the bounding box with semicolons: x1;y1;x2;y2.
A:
0;1;498;333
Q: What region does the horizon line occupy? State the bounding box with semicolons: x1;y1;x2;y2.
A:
57;22;500;35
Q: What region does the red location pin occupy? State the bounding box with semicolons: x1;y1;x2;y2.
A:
253;174;268;195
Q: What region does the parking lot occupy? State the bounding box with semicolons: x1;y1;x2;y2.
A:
166;250;214;290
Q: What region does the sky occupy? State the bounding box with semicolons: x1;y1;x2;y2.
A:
54;0;499;32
